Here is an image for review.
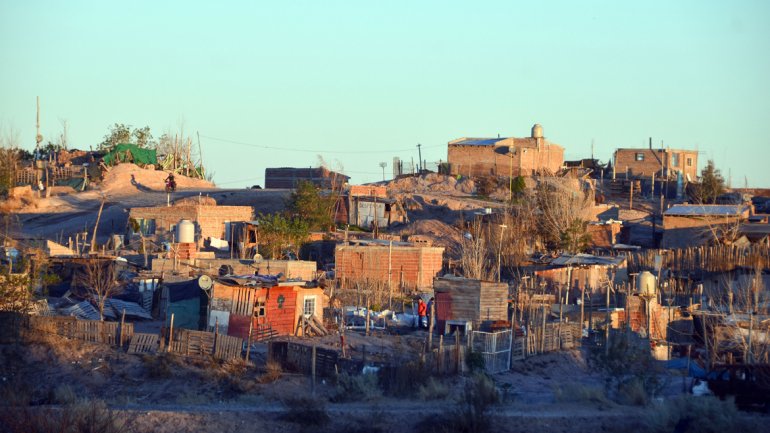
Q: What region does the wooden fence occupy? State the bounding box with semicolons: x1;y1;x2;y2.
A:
626;245;770;274
1;312;243;362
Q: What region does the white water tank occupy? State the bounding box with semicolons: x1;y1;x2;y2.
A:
177;219;195;244
637;271;657;297
531;124;544;138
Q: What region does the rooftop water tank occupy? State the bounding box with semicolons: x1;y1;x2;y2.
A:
177;219;195;244
637;271;657;297
531;124;543;139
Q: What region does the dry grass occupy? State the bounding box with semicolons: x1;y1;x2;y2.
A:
553;382;609;405
418;376;451;400
258;360;283;384
0;400;133;433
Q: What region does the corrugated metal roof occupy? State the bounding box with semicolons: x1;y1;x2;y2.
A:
551;253;626;267
453;138;506;146
60;301;101;321
104;298;153;320
664;204;748;217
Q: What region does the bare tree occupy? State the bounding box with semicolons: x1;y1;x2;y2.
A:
460;217;494;280
534;178;594;251
76;259;123;321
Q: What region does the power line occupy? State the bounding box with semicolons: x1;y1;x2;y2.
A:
199;134;444;154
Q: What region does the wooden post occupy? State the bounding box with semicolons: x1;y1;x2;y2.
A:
119;309;126;348
455;332;461;375
580;286;585;340
605;280;611;356
168;313;175;353
629;180;634;210
438;335;444;373
428;300;435;349
311;345;317;396
246;320;253;362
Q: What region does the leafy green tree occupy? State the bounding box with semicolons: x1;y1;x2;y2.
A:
99;123;155;150
287;180;338;231
257;213;309;259
691;159;725;204
559;218;592;253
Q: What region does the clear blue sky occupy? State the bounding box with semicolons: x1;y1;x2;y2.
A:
2;1;769;187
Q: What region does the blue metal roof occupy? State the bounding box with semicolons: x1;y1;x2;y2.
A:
453;138;506;146
664;204;748;217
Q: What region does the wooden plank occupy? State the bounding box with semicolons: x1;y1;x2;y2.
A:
128;333;160;354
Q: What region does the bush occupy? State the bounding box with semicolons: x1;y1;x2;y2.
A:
553;382;608;405
331;372;381;402
591;331;664;405
417;373;499;433
418;377;451;400
258;360;283;384
378;361;429;397
141;354;173;379
0;400;133;433
278;396;330;427
645;395;751;433
465;351;485;373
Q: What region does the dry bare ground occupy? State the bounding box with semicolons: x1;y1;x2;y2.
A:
2;330;767;433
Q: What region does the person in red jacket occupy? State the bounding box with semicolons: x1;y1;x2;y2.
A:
417;299;428;329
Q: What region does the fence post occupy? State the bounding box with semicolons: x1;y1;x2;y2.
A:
120;309;126;348
246;321;253;362
311;345;317;396
168;313;175;353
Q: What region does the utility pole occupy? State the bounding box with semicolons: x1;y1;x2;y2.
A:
379;162;387;181
416;144;422;174
197;131;204;179
497;224;507;282
35;96;42;152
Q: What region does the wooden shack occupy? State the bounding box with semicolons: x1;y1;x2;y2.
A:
208;278;326;340
433;276;508;333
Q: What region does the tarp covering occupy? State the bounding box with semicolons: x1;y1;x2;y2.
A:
102;143;158;166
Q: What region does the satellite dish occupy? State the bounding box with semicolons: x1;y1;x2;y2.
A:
198;274;213;290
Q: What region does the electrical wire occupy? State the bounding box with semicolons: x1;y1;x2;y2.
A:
198;134;444;154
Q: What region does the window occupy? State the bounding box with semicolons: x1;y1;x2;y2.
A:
303;296;316;318
671;153;679;167
254;297;266;317
635;153;645;161
686;157;693;167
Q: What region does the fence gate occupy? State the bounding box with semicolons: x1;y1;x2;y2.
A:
472;330;512;374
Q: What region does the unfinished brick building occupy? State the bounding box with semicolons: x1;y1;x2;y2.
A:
335;240;445;291
447;124;564;177
614;147;698;180
661;204;750;248
128;197;254;248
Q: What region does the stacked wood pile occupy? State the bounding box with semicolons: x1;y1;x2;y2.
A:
434;277;508;330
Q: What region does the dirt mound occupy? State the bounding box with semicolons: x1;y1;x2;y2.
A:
394;219;463;258
388;173;475;195
100;163;214;195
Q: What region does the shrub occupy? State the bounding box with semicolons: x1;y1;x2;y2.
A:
418;377;451;400
0;400;133;433
258;360;283;384
465;351;485;373
553;382;608;405
645;395;750;433
142;354;173;379
378;361;429;397
417;373;499;433
278;396;330;427
591;331;664;405
331;372;381;402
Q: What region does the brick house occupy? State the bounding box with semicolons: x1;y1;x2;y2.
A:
447;124;564;177
661;204;750;248
335;240;444;291
335;185;407;229
128;197;254;248
614;148;698;180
